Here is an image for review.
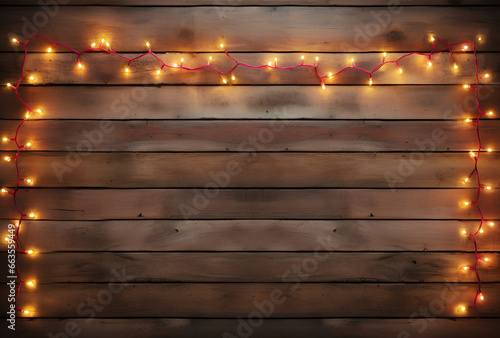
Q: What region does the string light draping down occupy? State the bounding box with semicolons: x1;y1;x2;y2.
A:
2;34;494;318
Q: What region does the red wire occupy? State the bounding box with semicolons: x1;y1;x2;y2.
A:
3;35;489;318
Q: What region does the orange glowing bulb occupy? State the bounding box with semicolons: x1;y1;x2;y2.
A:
29;76;35;81
464;45;469;50
487;148;492;152
480;294;484;301
125;67;129;73
398;68;403;73
222;78;227;84
461;230;467;235
91;42;96;47
427;61;432;67
47;47;52;53
4;156;11;162
489;222;494;226
369;79;373;86
484;74;489;78
430;36;435;42
464;177;469;183
231;75;236;81
460;306;466;311
268;62;272;67
2;137;8;142
28;213;35;218
301;55;304;60
12;38;17;43
1;188;7;193
464;201;469;206
463;84;469;89
220;43;224;48
488;111;493;116
454;64;458;70
463;266;469;271
484;257;489;262
156;70;161;75
7;83;12;87
465;118;471;123
26;281;35;287
27;250;34;255
78;62;83;69
173;64;178;68
25;178;33;184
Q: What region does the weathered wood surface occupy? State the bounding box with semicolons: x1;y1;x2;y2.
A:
12;220;500;252
4;252;498;283
0;120;496;152
5;283;500;317
1;53;497;85
1;85;498;120
6;318;500;338
1;152;499;188
1;188;498;220
2;7;500;52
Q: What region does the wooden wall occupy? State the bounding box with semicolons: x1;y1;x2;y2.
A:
1;1;500;337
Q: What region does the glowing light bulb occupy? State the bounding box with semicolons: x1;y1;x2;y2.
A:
106;42;110;47
36;108;42;114
430;36;435;42
23;310;30;315
209;56;212;61
12;38;17;43
488;111;493;116
2;137;8;142
427;61;432;67
328;72;332;77
222;78;227;84
486;186;492;190
4;156;11;162
101;39;105;43
180;58;184;63
480;293;484;301
220;43;224;48
47;47;52;53
465;118;471;123
484;257;489;262
301;55;304;60
461;229;467;235
27;249;34;255
268;62;272;67
469;151;476;158
156;70;161;75
463;266;469;271
383;52;386;57
125;67;129;73
464;201;469;206
78;62;83;69
322;83;326;90
464;177;469;183
231;75;236;81
25;178;33;184
351;58;354;63
29;76;35;81
398;67;403;73
25;113;30;119
454;64;458;70
274;57;278;62
26;281;35;287
369;78;373;86
487;148;492;152
7;83;12;87
463;45;469;50
91;42;96;47
463;84;469;89
1;188;7;193
478;36;482;41
489;222;494;226
28;213;35;218
146;42;150;47
173;64;178;68
479;229;484;234
460;306;466;311
484;74;489;78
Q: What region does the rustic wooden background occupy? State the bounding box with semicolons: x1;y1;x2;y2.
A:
1;0;500;337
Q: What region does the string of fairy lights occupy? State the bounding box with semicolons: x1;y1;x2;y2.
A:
1;34;494;318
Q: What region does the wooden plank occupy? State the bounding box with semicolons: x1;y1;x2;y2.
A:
0;120;497;152
1;85;498;120
6;252;499;283
1;52;496;85
1;152;499;188
6;283;500;317
2;7;500;52
9;318;500;338
3;1;500;6
14;220;500;252
0;188;498;220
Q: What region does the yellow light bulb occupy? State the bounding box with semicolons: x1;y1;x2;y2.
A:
78;62;83;69
460;306;466;311
36;108;42;114
47;47;52;53
29;213;35;218
328;72;332;77
106;42;110;47
479;229;484;234
23;310;30;315
301;55;304;60
25;113;30;119
464;45;469;50
180;58;184;63
322;84;326;90
4;156;11;161
465;118;471;123
274;57;278;62
12;38;17;43
26;281;35;287
26;178;33;184
454;64;458;70
489;222;494;226
146;42;150;47
351;58;354;63
486;186;492;190
29;76;35;81
2;137;8;142
484;74;489;78
268;62;272;67
91;42;96;47
478;36;482;41
463;84;469;89
7;83;12;87
173;64;178;68
125;67;129;73
369;79;373;86
27;249;34;255
101;39;105;43
463;266;469;271
480;294;484;301
220;43;224;48
231;75;236;81
464;177;469;183
488;111;493;116
469;151;476;158
430;36;435;42
315;56;319;61
156;70;161;75
398;68;403;73
383;52;386;57
1;188;7;193
464;201;469;206
484;257;489;262
487;148;492;152
209;56;212;61
222;78;227;84
461;230;467;235
427;61;432;67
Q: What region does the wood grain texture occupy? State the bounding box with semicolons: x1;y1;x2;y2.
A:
6;252;498;283
2;6;500;52
1;188;498;220
1;152;499;188
1;85;498;120
7;318;500;338
1;52;497;85
14;220;500;252
6;283;500;317
0;120;496;152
